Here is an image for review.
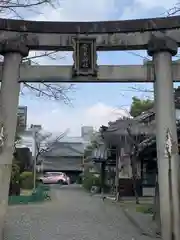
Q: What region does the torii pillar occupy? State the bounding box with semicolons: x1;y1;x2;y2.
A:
0;38;29;239
148;36;180;240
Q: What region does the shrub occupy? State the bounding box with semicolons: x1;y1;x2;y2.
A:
20;171;34;189
11;162;20;184
76;174;83;184
82;172;101;191
9;161;21;196
136;204;153;214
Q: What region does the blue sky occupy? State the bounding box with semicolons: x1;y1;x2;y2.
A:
11;0;180;135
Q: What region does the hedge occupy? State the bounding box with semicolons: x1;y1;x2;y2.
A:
82;172;101;191
20;171;34;189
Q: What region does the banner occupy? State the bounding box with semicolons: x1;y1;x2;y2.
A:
17;106;27;131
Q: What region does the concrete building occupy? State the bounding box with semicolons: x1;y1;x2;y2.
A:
81;126;94;141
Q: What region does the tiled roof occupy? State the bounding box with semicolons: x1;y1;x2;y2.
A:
42;141;84;157
137;125;180;155
104;118;155;136
58;136;88;143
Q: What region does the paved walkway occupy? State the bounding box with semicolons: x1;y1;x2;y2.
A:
4;185;156;240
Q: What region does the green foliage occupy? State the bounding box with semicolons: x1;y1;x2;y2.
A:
84;146;93;158
15;133;21;142
13;147;31;173
20;171;33;189
8;184;51;205
136;204;153;214
11;159;20;184
76;174;83;184
130;97;154;117
84;138;100;158
82;170;101;191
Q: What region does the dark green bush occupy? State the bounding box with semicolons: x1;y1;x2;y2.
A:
20;171;33;189
9;160;21;196
11;161;20;184
76;174;83;184
82;172;101;191
136;204;153;214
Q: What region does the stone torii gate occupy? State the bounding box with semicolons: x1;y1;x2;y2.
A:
0;16;180;240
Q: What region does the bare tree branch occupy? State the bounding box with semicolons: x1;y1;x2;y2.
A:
0;0;74;103
0;0;60;17
123;86;154;99
34;128;69;163
126;126;141;204
128;86;153;93
22;82;75;104
1;0;53;9
126;51;150;61
159;2;180;17
21;50;74;103
126;2;180;94
25;51;65;62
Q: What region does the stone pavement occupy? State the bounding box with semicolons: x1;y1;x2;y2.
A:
101;196;159;238
121;205;159;238
4;185;157;240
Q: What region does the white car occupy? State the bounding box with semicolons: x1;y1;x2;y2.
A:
38;172;70;185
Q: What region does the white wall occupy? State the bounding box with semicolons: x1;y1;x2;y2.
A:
17;130;35;156
176;109;180;120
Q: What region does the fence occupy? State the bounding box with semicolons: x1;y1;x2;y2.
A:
8;184;50;205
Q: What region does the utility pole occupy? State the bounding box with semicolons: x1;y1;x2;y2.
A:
115;148;120;201
33;129;37;190
101;161;106;197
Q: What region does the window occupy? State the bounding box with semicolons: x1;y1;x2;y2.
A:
49;172;64;176
44;173;50;177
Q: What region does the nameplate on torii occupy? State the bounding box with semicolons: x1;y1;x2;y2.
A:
72;38;97;77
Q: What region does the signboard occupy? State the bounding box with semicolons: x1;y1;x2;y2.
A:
30;124;42;131
165;128;178;157
72;38;97;77
165;129;172;157
17;106;27;132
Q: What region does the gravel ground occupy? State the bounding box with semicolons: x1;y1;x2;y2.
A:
4;185;156;240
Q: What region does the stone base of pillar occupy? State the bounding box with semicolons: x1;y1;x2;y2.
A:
0;164;11;240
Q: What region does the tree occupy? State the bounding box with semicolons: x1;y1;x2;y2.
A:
34;128;69;164
130;97;154;117
0;1;60;20
13;147;31;172
126;126;141;204
83;139;100;166
83;131;103;159
32;128;69;188
9;156;21;196
84;145;94;159
0;0;74;103
130;87;180;118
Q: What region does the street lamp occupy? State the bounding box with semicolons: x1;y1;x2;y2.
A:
92;145;108;196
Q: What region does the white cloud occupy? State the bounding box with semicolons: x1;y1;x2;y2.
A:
27;102;129;136
27;0;178;65
84;102;129;127
135;0;177;10
2;0;172;140
120;0;178;20
31;0;116;22
27;0;117;65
